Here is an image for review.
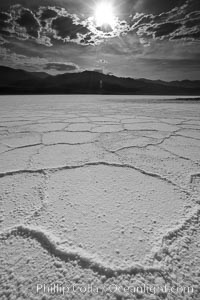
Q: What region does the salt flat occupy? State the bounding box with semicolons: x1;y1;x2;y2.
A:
0;95;200;300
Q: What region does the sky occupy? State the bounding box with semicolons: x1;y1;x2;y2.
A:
0;0;200;81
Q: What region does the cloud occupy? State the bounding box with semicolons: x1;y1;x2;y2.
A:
148;22;182;39
39;7;58;20
171;27;200;41
0;0;199;51
0;12;11;24
185;15;200;28
133;0;187;14
52;15;90;40
186;0;200;12
0;4;130;47
38;7;58;28
15;8;40;38
0;46;48;69
0;12;12;35
43;62;79;72
0;36;8;45
0;46;79;73
130;0;200;41
97;59;108;64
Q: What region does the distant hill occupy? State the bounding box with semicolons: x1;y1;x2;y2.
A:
0;66;200;95
0;66;49;85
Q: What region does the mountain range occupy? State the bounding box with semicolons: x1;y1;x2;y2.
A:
0;66;200;95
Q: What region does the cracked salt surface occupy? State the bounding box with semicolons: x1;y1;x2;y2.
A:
0;95;200;300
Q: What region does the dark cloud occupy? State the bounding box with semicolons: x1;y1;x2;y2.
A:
44;62;79;72
0;0;55;10
16;8;40;38
37;7;58;29
185;17;200;28
132;14;153;27
151;22;182;38
133;0;186;14
96;24;113;33
113;0;185;20
39;8;57;20
0;12;10;22
187;11;200;19
0;36;8;45
0;12;12;35
79;33;95;45
52;16;89;40
130;0;200;41
0;5;94;46
186;0;200;12
171;29;200;41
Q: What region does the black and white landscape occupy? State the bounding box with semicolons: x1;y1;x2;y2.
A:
0;0;200;299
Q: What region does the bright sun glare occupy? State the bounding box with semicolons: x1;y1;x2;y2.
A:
95;2;116;29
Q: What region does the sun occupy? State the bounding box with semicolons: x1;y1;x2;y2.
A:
95;2;116;29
